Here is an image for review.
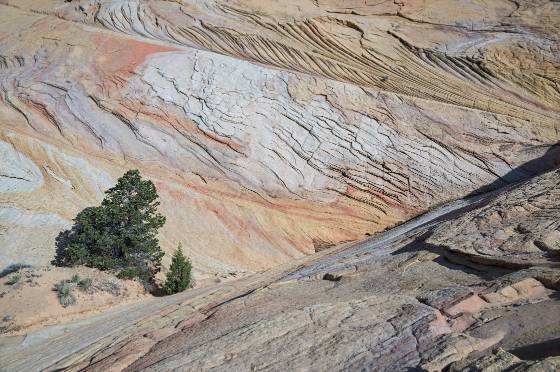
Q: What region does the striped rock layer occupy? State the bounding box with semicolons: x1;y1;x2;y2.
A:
0;0;558;277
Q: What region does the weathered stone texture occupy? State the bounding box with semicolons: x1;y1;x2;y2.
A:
3;168;559;371
0;0;558;278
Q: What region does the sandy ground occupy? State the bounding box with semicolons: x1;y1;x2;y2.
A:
0;266;149;335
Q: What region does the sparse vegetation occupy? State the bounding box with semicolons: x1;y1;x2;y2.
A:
164;244;192;295
117;267;142;280
4;268;41;289
54;281;76;307
6;272;22;287
54;170;166;287
96;279;122;296
77;277;93;292
70;274;81;283
0;319;20;334
53;275;95;306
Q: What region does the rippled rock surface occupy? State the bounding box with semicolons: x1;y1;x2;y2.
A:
1;0;558;279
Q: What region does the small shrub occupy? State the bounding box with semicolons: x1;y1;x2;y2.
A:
117;267;141;280
54;281;76;307
22;270;41;286
6;272;21;286
70;274;81;283
164;244;192;295
96;279;122;296
77;277;93;292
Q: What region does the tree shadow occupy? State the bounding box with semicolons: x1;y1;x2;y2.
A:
150;286;168;297
509;337;560;360
0;263;33;278
52;228;75;266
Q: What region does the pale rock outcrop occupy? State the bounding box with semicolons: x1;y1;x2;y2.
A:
0;140;43;193
0;207;71;269
464;349;560;372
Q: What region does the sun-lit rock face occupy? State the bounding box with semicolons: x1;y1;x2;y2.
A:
4;169;560;371
0;0;559;277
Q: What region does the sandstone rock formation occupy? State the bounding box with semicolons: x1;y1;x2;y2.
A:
2;168;559;371
0;0;558;280
1;1;560;369
428;169;560;269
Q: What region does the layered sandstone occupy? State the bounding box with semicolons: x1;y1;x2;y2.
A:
0;0;558;280
2;169;559;371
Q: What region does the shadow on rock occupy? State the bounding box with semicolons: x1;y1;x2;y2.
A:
468;143;560;196
510;337;560;360
393;232;511;281
0;263;33;278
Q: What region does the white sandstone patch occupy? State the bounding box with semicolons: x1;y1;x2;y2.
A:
41;143;114;199
0;140;43;193
0;207;71;270
134;50;494;204
0;207;71;228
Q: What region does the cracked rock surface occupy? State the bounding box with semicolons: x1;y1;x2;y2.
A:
0;0;558;280
0;2;560;369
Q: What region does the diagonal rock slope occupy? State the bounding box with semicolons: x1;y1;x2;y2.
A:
17;0;560;124
2;168;559;371
0;0;558;279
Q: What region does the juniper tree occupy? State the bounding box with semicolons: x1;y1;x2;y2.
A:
55;170;166;285
164;244;192;295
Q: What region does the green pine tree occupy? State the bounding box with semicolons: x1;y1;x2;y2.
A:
164;244;192;295
55;170;166;285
